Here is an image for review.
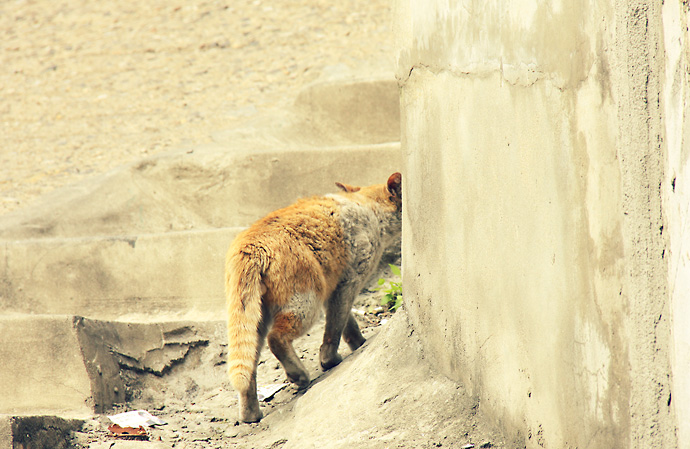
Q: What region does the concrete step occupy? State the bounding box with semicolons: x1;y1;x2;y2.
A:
0;77;401;318
0;228;242;319
0;142;401;318
212;78;400;147
0;315;224;416
0;142;401;241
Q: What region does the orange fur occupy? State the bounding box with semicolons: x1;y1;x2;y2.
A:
226;196;347;392
225;173;402;422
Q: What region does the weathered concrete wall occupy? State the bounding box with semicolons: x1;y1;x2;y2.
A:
663;3;690;449
396;1;687;447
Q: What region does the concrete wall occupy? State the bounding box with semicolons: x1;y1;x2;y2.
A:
396;1;688;447
663;4;690;449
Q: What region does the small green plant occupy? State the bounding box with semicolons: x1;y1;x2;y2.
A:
377;264;403;311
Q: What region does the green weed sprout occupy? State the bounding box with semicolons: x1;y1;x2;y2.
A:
377;264;403;311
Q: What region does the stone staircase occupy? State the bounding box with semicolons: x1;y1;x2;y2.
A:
0;77;401;447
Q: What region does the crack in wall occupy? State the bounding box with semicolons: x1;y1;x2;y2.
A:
398;60;599;94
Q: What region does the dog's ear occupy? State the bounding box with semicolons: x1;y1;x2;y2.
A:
335;182;361;193
386;172;402;198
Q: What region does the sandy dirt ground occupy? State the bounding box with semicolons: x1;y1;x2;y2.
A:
0;0;393;216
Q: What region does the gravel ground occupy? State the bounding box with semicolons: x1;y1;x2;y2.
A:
0;0;393;215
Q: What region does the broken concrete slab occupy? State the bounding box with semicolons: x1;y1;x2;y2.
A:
75;318;219;413
82;320;210;377
0;315;224;415
0;228;240;319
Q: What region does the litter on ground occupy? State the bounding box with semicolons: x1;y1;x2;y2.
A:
108;410;167;428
